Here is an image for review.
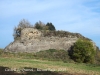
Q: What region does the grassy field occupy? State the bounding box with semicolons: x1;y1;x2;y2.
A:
0;57;100;75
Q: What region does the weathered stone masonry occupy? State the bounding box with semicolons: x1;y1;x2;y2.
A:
5;28;95;53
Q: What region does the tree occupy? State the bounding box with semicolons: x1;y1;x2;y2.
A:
34;21;45;30
46;22;56;31
34;22;42;30
70;39;96;63
13;19;32;39
18;19;32;29
34;21;56;31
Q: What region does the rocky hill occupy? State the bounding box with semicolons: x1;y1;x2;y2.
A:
4;28;96;53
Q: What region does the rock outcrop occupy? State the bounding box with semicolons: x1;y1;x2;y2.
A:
4;28;96;53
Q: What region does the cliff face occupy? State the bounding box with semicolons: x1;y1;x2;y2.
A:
4;28;96;53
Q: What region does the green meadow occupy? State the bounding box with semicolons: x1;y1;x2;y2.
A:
0;49;100;75
0;57;100;75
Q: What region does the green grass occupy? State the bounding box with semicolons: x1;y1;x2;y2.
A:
0;57;100;75
0;49;100;75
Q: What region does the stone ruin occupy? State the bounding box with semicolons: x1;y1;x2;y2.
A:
5;28;96;53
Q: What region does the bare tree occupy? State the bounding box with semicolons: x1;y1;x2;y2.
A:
18;19;33;29
13;19;33;39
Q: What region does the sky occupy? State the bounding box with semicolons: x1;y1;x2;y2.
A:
0;0;100;49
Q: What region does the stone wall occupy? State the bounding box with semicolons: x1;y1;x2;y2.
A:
4;28;87;53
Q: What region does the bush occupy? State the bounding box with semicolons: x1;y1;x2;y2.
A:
34;21;45;30
35;49;72;62
34;21;56;31
95;47;100;65
70;39;96;63
0;49;73;63
0;49;3;55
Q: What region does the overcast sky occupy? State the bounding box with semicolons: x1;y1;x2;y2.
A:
0;0;100;49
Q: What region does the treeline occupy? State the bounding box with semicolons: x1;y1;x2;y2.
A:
13;19;90;41
13;19;56;39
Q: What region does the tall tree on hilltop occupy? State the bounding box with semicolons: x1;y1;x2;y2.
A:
13;19;32;39
46;22;56;31
34;21;45;30
18;19;32;29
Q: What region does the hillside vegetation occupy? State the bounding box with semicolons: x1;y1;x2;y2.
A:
0;47;100;75
69;39;96;63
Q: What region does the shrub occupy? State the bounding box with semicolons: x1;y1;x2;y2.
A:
0;49;3;56
35;49;72;62
34;21;45;30
95;47;100;65
70;39;96;63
